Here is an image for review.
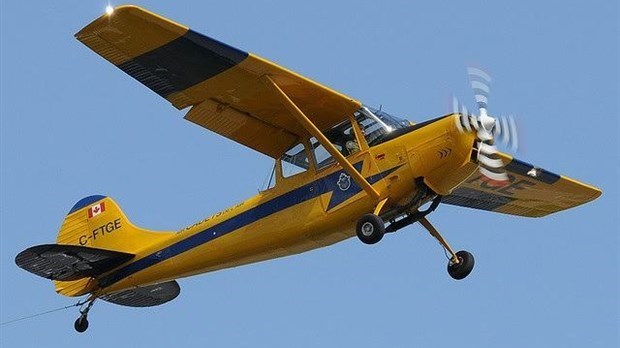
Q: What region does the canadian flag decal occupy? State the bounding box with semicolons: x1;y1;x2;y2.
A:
88;202;106;218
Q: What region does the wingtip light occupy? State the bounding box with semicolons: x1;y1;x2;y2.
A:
105;5;114;15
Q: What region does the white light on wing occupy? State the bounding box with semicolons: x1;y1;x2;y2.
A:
105;5;114;15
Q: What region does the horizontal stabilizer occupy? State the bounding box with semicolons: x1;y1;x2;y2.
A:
15;244;134;281
100;280;180;307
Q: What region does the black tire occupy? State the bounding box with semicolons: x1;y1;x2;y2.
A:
356;214;385;245
74;316;89;333
447;250;475;280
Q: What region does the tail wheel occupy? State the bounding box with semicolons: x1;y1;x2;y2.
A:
447;250;475;280
356;214;385;245
74;316;89;333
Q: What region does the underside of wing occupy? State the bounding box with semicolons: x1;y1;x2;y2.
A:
100;280;180;307
443;153;601;217
76;6;361;158
15;244;134;281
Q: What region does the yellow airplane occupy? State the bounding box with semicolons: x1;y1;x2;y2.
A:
15;5;601;333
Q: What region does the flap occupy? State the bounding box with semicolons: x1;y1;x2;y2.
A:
76;5;361;158
443;153;601;217
15;244;134;281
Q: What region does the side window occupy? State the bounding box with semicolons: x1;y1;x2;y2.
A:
310;137;341;170
310;119;361;170
281;143;310;178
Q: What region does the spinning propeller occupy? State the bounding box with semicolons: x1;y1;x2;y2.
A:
453;67;519;182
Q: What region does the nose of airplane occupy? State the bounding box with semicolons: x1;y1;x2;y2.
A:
478;109;496;134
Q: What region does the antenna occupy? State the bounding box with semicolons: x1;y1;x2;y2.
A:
1;299;86;327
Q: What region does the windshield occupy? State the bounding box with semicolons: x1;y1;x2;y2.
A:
355;106;410;146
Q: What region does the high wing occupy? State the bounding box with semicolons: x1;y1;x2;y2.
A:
75;5;361;159
443;153;601;217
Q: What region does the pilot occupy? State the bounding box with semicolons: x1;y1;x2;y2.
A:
345;138;360;155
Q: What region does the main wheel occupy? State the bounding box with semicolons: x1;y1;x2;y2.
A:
447;250;475;280
74;316;89;333
356;214;385;245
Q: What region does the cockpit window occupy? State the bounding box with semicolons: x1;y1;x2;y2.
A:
370;107;411;128
274;106;409;175
310;119;361;170
307;106;409;171
281;143;310;178
355;106;410;147
310;137;339;170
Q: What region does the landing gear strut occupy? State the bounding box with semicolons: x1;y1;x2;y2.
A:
355;192;475;280
419;217;475;280
74;296;96;333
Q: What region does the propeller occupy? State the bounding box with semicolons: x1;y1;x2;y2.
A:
453;67;519;183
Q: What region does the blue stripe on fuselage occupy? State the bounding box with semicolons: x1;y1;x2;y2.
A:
99;163;402;288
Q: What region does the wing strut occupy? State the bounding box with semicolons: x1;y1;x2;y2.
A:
263;76;380;201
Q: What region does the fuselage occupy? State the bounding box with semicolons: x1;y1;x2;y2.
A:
97;113;478;295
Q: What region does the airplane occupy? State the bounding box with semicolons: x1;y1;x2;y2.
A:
15;5;601;333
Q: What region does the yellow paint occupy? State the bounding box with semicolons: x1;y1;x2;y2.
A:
75;5;187;65
180;54;363;157
35;6;602;302
54;197;174;296
75;5;362;159
82;114;483;296
452;152;603;217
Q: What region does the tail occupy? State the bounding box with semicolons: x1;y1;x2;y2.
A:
51;195;174;296
57;195;171;252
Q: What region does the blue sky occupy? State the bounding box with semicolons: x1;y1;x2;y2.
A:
1;1;618;347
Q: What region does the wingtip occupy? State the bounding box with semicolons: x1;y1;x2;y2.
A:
590;186;603;200
74;5;153;38
75;4;188;43
559;175;603;202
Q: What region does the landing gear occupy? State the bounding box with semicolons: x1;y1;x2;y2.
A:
355;192;475;279
447;250;475;280
418;217;475;280
74;296;96;333
74;315;89;333
356;213;385;244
